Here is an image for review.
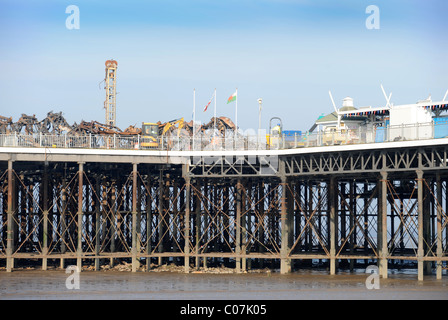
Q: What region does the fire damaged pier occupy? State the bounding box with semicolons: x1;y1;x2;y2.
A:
0;59;447;280
1;139;447;281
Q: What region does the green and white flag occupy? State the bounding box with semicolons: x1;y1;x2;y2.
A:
227;88;238;132
227;91;237;104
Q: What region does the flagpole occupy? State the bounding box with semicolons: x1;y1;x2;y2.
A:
193;88;196;150
235;87;238;137
214;88;217;136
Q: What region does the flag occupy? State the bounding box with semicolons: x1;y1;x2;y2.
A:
203;99;212;112
227;91;237;104
203;91;215;112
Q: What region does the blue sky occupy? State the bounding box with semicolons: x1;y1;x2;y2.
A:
0;0;447;131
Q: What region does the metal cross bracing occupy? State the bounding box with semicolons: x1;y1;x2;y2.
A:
1;147;448;280
282;146;448;176
336;181;379;263
181;178;284;271
186;146;448;178
383;176;448;275
286;181;331;260
0;168;8;257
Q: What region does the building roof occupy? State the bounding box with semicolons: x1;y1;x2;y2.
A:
315;111;338;124
315;106;359;124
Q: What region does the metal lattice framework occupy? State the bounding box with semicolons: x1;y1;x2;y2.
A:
0;142;448;280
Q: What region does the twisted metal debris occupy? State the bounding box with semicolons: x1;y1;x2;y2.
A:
0;111;237;137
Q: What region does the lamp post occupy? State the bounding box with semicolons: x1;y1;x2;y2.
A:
257;98;262;149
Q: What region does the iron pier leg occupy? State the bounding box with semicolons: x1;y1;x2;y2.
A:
60;178;67;269
158;169;166;266
194;180;201;269
258;182;265;268
423;178;432;276
436;174;443;280
110;184;116;268
94;176;101;271
203;181;209;270
132;163;139;272
146;174;152;272
241;181;247;272
417;170;424;281
236;179;242;273
329;176;337;275
77;162;84;272
349;180;355;272
42;163;49;270
184;173;191;273
379;171;388;279
6;160;14;272
280;161;292;274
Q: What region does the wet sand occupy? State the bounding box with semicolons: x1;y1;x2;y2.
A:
1;269;447;300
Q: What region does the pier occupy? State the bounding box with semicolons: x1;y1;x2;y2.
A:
1;136;447;281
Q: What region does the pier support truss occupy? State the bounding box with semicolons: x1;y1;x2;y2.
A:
0;146;447;280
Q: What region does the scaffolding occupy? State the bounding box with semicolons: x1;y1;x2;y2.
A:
104;60;118;127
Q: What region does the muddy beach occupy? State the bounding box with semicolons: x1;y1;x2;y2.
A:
1;265;447;300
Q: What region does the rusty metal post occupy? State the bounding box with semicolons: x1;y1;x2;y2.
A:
42;164;49;270
203;181;209;269
306;181;313;262
379;171;388;279
280;159;292;274
235;179;242;273
349;180;355;272
194;180;201;269
158;169;164;266
363;182;369;263
77;162;84;271
172;179;179;259
417;170;424;281
241;181;247;272
6;160;14;272
436;174;443;280
258;181;265;268
223;185;230;266
280;180;292;274
137;175;142;263
132;163;139;272
184;169;191;273
94;176;101;271
423;178;432;276
329;176;337;275
146;174;152;272
60;178;67;269
109;183;116;268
